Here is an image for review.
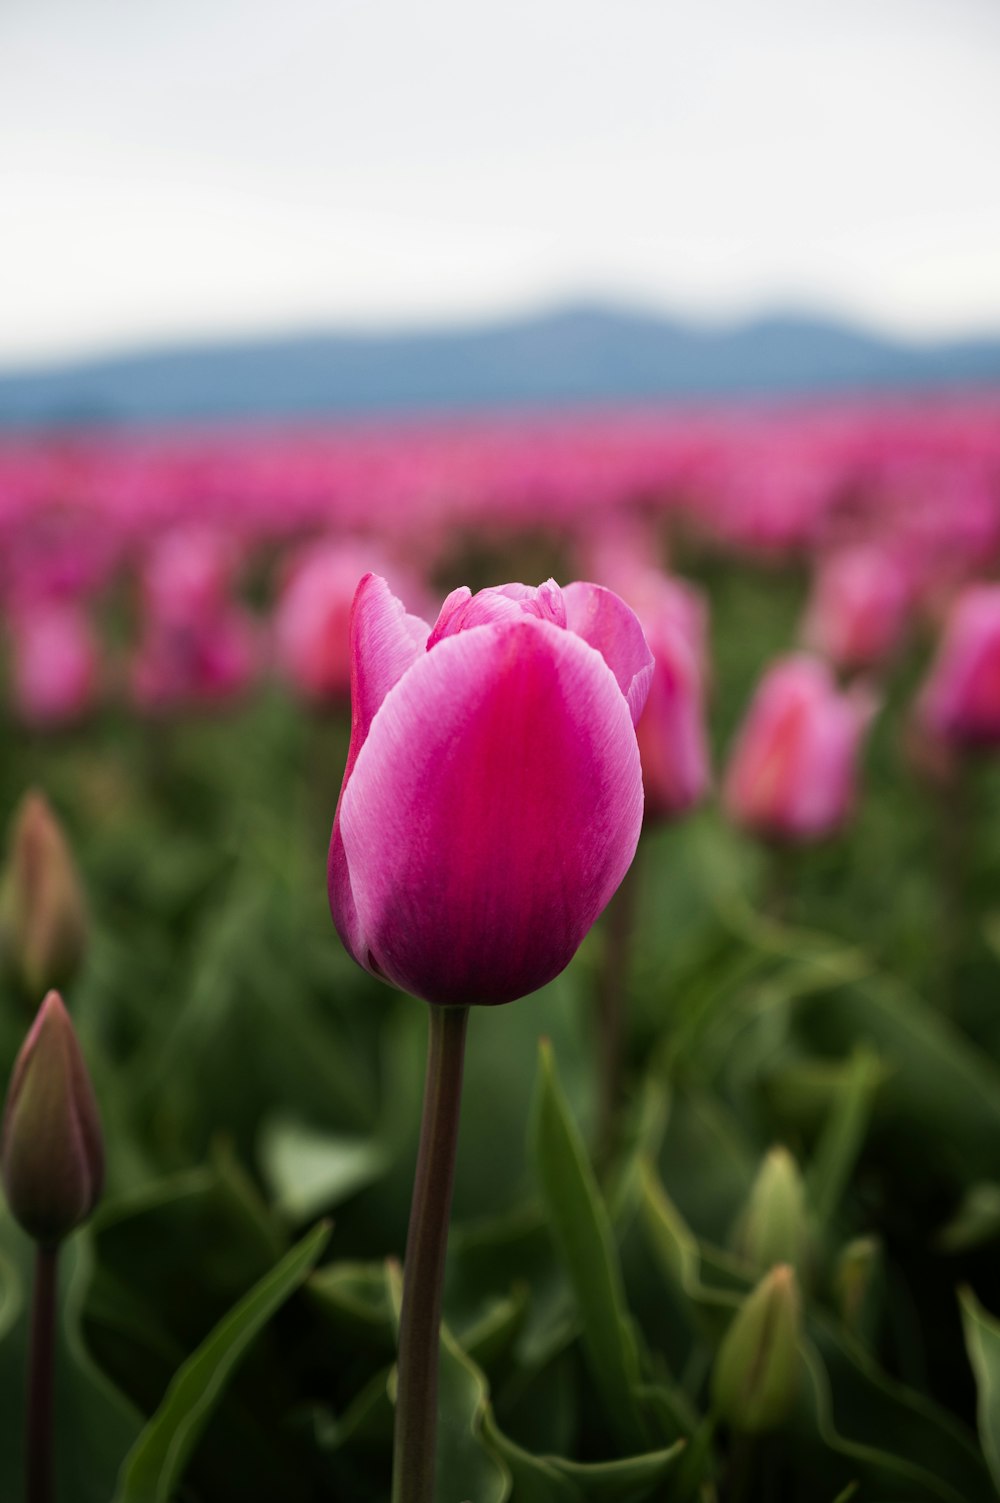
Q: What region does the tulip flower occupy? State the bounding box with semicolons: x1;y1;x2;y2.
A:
801;545;911;674
0;791;88;1004
273;541;429;706
627;571;711;821
329;573;651;1008
917;584;1000;749
8;601;100;728
329;573;651;1503
2;990;104;1503
723;655;876;844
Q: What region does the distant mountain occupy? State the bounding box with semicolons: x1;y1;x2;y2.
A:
1;304;1000;426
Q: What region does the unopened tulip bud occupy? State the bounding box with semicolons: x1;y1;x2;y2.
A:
735;1146;809;1277
0;791;88;1002
712;1264;802;1433
833;1235;881;1336
1;991;104;1245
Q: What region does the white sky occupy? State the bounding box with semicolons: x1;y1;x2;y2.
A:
3;0;1000;365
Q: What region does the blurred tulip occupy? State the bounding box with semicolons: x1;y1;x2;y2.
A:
917;584;1000;749
0;791;88;1002
328;574;652;1007
139;525;236;627
273;541;429;705
8;602;99;728
723;655;876;843
1;990;103;1245
624;571;711;820
712;1265;801;1433
130;612;259;713
802;545;911;673
735;1146;809;1278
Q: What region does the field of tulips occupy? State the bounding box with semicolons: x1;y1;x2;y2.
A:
5;392;1000;1502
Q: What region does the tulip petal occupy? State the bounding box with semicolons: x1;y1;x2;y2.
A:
336;616;644;1006
562;580;654;726
328;574;430;966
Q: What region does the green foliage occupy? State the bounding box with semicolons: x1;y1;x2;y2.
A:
4;558;1000;1498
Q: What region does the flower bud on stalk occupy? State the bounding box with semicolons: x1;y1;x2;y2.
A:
735;1146;809;1279
2;990;104;1245
713;1264;802;1434
2;991;104;1503
0;792;88;1004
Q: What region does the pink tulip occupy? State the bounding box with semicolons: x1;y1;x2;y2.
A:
130;612;258;713
622;571;711;820
724;655;875;843
139;525;236;628
802;546;911;673
8;603;99;728
272;541;429;705
328;574;653;1006
917;584;1000;749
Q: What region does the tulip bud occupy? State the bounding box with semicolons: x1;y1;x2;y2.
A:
0;791;88;1002
2;991;104;1244
735;1146;809;1277
833;1235;881;1337
723;654;877;844
712;1264;802;1433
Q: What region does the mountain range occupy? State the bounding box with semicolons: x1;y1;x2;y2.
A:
1;304;999;426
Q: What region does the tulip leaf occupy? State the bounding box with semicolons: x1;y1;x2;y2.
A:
384;1260;511;1503
938;1185;1000;1255
959;1285;1000;1494
258;1116;389;1220
531;1040;652;1453
113;1220;330;1503
796;1304;995;1503
807;1044;882;1228
0;1214;141;1503
482;1407;685;1503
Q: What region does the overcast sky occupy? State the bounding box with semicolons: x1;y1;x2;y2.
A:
3;0;1000;366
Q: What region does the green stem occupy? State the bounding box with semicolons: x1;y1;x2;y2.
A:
392;1004;470;1503
26;1244;59;1503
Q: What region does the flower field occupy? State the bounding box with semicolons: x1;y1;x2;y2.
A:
4;393;1000;1501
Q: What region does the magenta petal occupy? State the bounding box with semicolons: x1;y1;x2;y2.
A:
562;580;654;726
328;574;430;965
427;585;524;646
338;616;644;1005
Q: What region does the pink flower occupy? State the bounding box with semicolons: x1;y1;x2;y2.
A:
723;655;875;843
130;612;258;713
140;526;236;628
8;603;100;728
272;542;428;705
328;574;653;1006
917;584;1000;748
802;546;911;673
622;572;711;821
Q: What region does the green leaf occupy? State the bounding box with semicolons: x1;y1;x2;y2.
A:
481;1408;684;1503
807;1045;882;1228
258;1116;389;1220
113;1220;330;1503
531;1040;651;1453
960;1285;1000;1495
384;1260;510;1503
939;1186;1000;1255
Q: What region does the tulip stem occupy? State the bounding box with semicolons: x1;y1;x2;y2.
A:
392;1004;469;1503
26;1244;59;1503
